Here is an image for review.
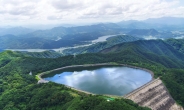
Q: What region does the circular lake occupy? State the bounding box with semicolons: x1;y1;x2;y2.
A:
44;66;152;96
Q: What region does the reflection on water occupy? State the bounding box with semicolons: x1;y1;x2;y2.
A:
45;66;152;96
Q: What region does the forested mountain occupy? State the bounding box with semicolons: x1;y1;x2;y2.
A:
0;32;110;49
165;38;184;54
100;40;184;68
117;17;184;31
0;22;183;49
62;35;142;55
127;29;175;39
0;23;125;49
0;27;34;36
1;37;184;109
0;50;152;110
21;23;123;40
0;34;51;49
117;20;151;29
144;17;184;26
42;31;121;49
1;0;184;108
17;50;63;58
128;29;159;36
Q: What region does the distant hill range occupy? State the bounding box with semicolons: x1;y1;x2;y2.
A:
0;23;126;49
0;34;51;49
0;17;184;49
127;29;160;39
16;50;63;58
0;27;34;36
166;38;184;54
144;17;184;26
20;23;124;40
128;29;159;36
127;29;174;39
62;35;142;55
118;17;184;31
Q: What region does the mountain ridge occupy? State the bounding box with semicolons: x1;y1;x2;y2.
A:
100;40;184;68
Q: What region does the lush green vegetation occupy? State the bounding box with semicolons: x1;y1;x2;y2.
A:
63;35;141;55
100;39;184;107
0;23;124;49
1;39;184;109
161;69;184;106
0;51;151;110
17;50;63;58
166;38;184;54
100;40;184;69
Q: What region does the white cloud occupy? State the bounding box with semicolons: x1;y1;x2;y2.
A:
0;0;183;26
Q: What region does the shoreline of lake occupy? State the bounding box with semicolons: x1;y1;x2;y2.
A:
37;63;154;96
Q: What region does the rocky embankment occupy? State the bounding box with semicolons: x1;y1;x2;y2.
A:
124;78;183;110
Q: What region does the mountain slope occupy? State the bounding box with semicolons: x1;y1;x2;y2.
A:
21;23;123;40
0;27;34;36
100;40;184;68
0;51;151;110
144;17;184;25
1;38;184;109
117;17;184;31
127;29;174;39
62;35;142;55
0;34;51;49
128;29;159;36
42;31;119;49
165;38;184;54
0;23;125;49
17;50;63;58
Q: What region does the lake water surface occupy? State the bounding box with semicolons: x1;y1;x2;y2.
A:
44;66;152;96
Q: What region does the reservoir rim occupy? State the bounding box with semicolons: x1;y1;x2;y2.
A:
37;63;154;96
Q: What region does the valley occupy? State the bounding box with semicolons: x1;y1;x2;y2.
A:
2;0;184;109
1;17;184;110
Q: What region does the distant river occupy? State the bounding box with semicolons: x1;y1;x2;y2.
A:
44;66;152;96
6;34;122;53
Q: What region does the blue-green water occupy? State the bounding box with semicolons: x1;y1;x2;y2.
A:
45;66;152;96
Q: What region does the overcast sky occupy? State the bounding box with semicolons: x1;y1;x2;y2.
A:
0;0;184;26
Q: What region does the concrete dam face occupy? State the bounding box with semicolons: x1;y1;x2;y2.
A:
124;78;183;110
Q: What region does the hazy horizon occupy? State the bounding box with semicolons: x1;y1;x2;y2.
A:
0;0;184;28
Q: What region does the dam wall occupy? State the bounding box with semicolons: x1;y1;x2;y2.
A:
124;78;183;110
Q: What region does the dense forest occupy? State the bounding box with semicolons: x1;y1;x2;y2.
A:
0;51;152;110
1;39;184;109
166;38;184;54
0;24;123;49
62;35;141;55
